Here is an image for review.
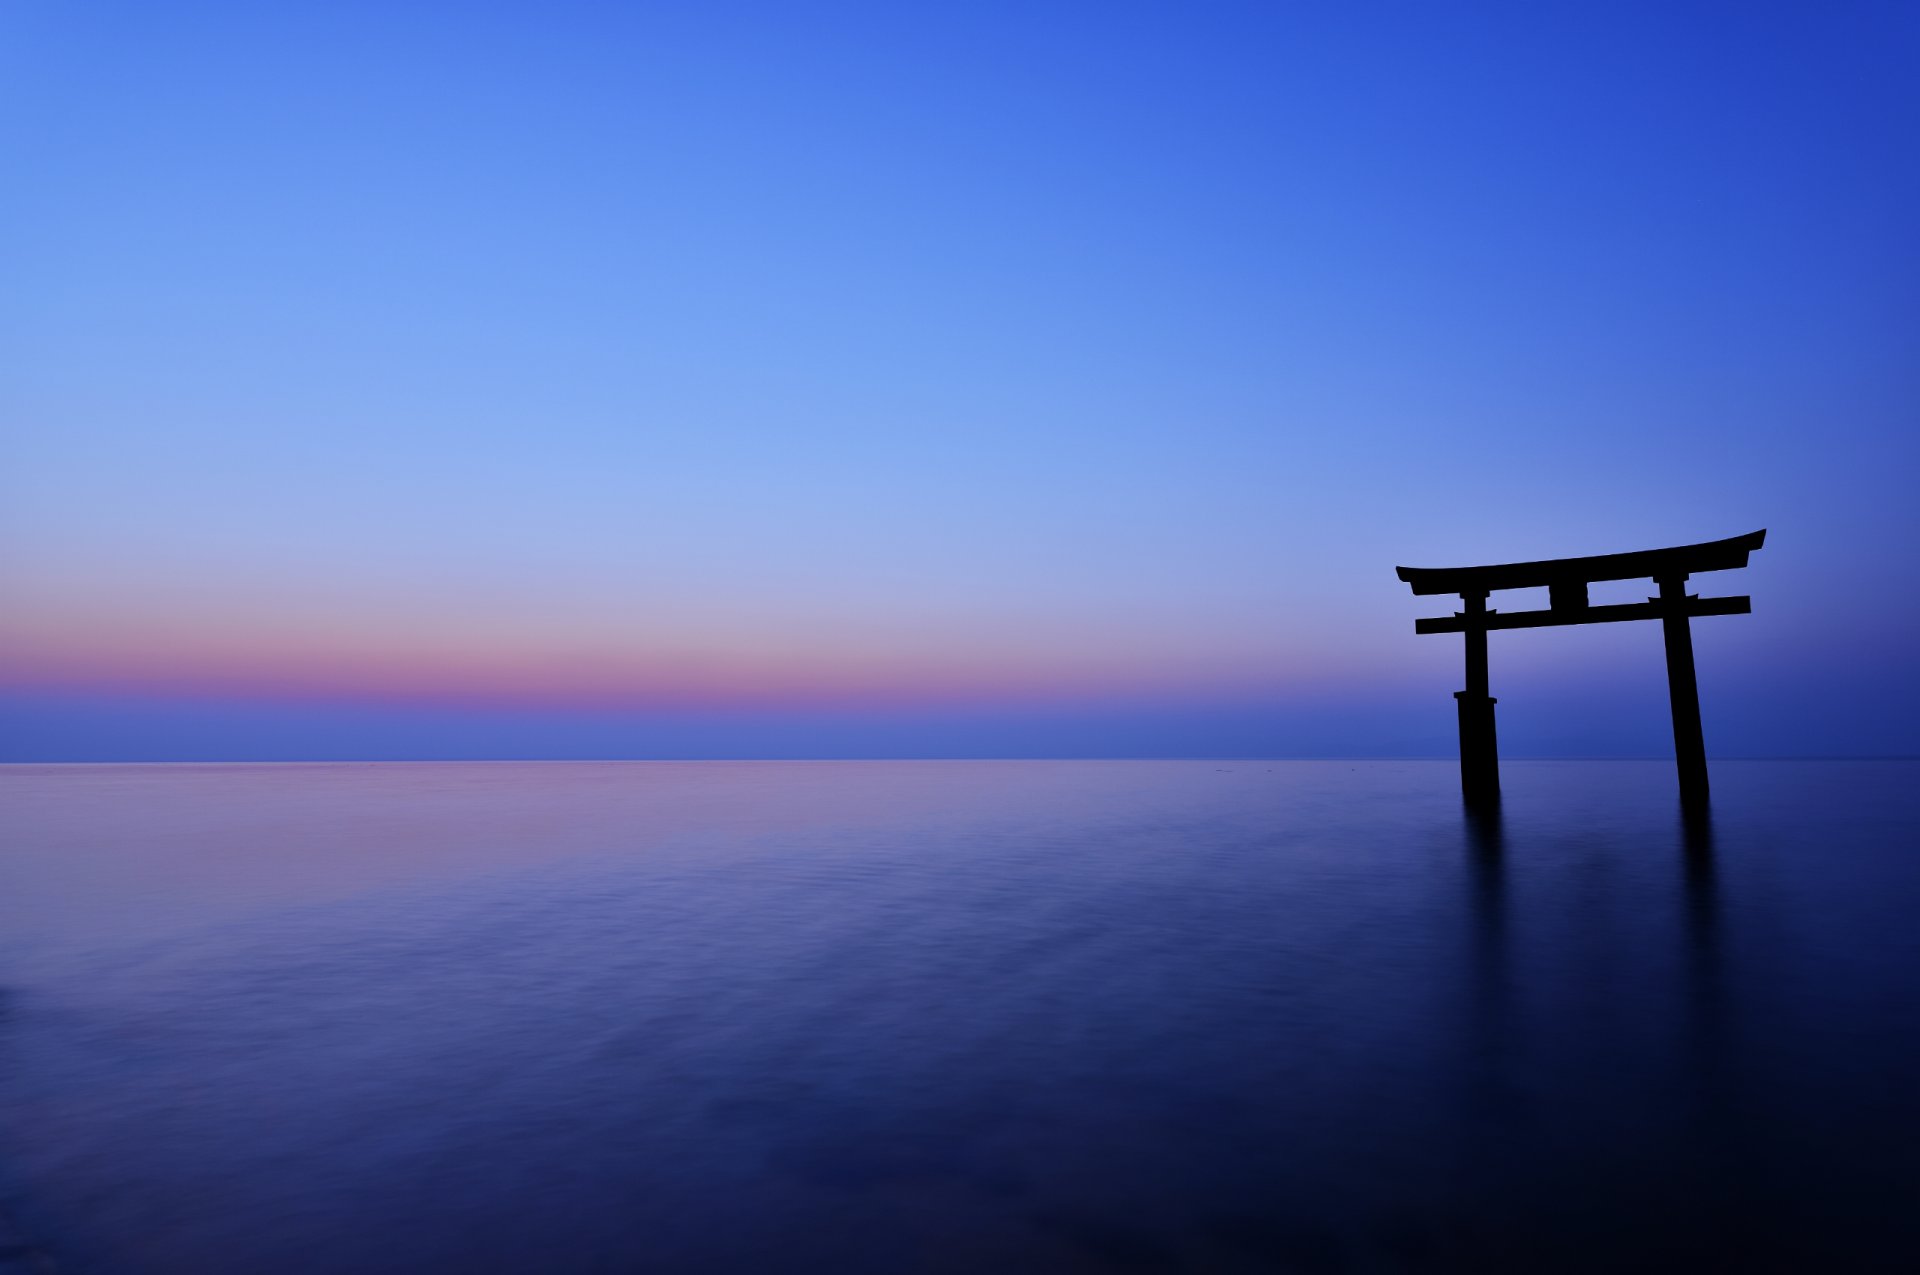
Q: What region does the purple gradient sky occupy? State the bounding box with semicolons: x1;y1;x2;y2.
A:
3;2;1916;759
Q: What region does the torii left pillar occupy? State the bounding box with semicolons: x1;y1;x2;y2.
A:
1455;590;1500;805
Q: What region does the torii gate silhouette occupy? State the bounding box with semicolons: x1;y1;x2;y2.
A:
1397;530;1765;806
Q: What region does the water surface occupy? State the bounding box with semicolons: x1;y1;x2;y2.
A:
2;760;1916;1272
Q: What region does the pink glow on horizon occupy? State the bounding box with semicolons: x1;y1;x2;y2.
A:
0;613;1388;713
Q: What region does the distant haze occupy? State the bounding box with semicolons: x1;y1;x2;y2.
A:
4;3;1916;760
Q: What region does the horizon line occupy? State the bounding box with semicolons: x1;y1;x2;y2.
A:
5;754;1915;766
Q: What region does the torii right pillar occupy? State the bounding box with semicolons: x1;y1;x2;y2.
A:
1657;573;1710;804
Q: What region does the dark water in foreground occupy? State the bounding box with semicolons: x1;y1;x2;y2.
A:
0;760;1915;1273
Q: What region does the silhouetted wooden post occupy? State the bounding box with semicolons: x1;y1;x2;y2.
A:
1454;590;1500;804
1657;573;1710;803
1396;530;1764;805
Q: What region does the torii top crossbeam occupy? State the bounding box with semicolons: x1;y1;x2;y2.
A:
1396;529;1766;596
1397;530;1765;635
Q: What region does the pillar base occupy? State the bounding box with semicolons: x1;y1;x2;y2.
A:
1455;691;1500;805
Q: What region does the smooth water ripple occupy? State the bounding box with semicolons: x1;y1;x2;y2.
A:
1;760;1916;1272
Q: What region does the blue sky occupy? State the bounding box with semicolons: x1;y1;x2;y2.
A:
2;2;1916;759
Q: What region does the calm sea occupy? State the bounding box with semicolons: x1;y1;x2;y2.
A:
1;760;1915;1273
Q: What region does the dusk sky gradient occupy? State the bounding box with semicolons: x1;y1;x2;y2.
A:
3;2;1916;759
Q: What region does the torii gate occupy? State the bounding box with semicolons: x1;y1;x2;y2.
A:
1397;530;1765;805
